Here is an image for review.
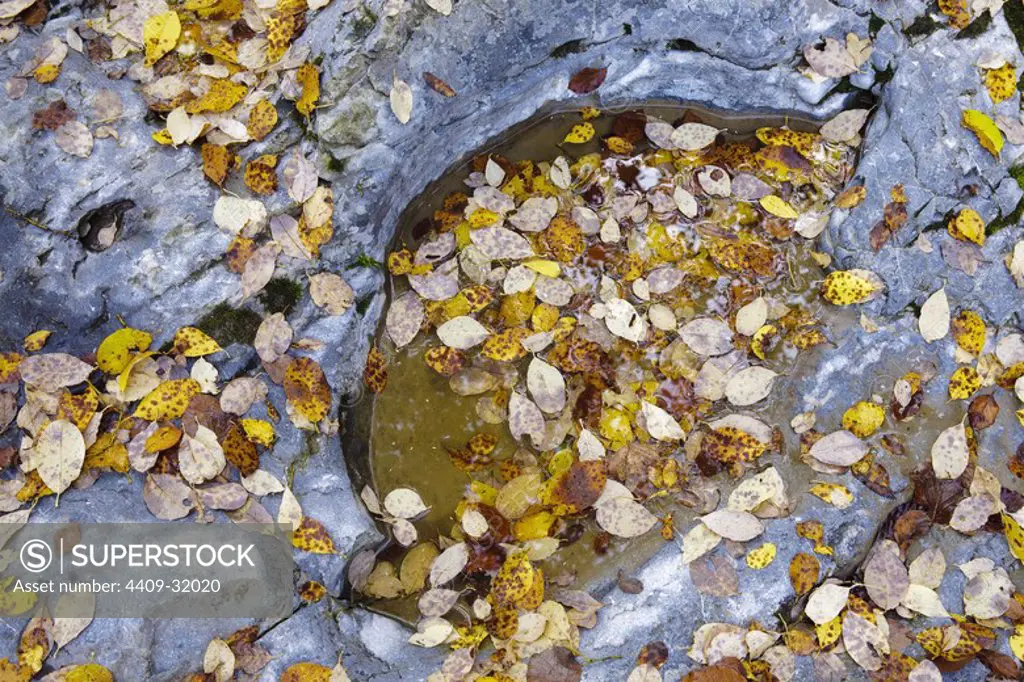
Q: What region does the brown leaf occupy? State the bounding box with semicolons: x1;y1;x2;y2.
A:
32;99;75;131
636;641;668;668
789;552;820;595
911;466;965;525
682;662;745;682
616;569;643;594
689;553;739;597
526;646;582;682
978;649;1020;678
568;66;607;94
967;394;999;431
893;509;931;553
423;72;456;97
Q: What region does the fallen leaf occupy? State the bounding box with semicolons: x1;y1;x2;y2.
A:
568;66;607;94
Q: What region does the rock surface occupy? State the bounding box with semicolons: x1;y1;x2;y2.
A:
0;0;1023;679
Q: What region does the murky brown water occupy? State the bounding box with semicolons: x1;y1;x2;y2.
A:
346;104;871;624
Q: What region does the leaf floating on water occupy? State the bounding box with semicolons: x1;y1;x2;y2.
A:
670;123;720;151
429;542;468;587
759;195;798;219
724;367;777;406
679;318;734;356
931;418;969;479
526;357;566;414
820;269;884;305
809;429;868;467
595;496;657;538
383;488;428;519
820;108;870;143
563;122;595;144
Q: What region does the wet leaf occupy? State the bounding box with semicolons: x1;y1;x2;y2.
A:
805;583;851;624
19;353;93;390
283;357;331;424
595;496;657;538
568;66;607;94
863;541;909;610
724;367;776;406
383;488;428;519
931;419;968;479
690;554;739;597
841;401;885;438
640;401;685;441
820;269;883;305
809;429;867;467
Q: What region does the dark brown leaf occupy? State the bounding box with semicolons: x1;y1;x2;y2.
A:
637;641;668;668
892;509;932;554
682;661;745;682
32;100;75;131
978;648;1020;678
527;646;582;682
423;72;456;97
568;66;607;94
967;394;999;430
911;465;966;525
616;569;643;594
689;553;739;597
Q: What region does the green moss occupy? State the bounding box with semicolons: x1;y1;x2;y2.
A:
259;277;303;314
195;303;262;347
986;197;1024;236
326;155;346;173
286;432;321;487
868;12;885;37
350;253;384;271
955;12;991;39
903;12;942;39
351;5;378;39
1006;0;1024;52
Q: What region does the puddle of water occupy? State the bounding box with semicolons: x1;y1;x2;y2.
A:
343;104;868;625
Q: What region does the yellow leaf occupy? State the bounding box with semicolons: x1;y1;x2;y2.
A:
65;663;114;682
841;401;885;438
951;310;985;355
152;129;173;145
241;418;275;446
961;109;1004;157
947;207;985;246
745;542;777;569
22;330;51;352
201;143;233;186
1011;624;1024;662
563;122;595;144
33;63;60;84
523;259;561;277
816;615;843;649
948;366;981;400
820;270;882;305
296;62;320;117
143;11;181;67
280;662;333;682
983;62;1016;104
809;482;854;508
1003;513;1024;563
759;194;799;219
184;79;248;114
283;357;331;423
244;154;279;195
514;511;555;541
97;327;153;374
172;327;222;357
145;425;183;453
133;379;201;421
246;99;278;141
292;516;336;554
0;576;37;616
580;106;600;120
